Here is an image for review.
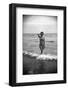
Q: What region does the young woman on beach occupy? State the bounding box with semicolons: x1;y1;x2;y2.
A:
37;32;45;54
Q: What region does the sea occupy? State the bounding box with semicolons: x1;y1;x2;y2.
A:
23;33;57;56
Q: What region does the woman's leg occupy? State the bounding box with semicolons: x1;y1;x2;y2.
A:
41;49;43;54
40;47;43;54
40;45;44;54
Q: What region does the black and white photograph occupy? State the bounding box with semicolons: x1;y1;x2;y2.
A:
23;15;57;75
9;3;66;86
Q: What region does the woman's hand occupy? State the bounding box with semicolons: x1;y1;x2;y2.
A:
37;34;41;38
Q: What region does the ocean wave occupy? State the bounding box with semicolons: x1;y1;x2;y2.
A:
23;51;57;60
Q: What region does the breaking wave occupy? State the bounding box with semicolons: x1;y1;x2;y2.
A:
23;51;57;60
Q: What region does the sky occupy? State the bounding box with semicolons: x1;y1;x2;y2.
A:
23;15;57;34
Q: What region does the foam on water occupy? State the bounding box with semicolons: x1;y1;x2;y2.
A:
23;51;57;60
36;54;57;60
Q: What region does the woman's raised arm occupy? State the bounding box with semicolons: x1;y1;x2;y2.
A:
37;34;41;38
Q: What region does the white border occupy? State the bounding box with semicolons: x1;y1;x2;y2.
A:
16;7;64;83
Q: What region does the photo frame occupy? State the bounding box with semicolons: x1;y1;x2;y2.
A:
9;3;66;86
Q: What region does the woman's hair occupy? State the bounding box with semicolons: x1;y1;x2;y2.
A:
40;32;44;36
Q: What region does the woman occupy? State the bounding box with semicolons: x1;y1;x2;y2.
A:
37;32;45;54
